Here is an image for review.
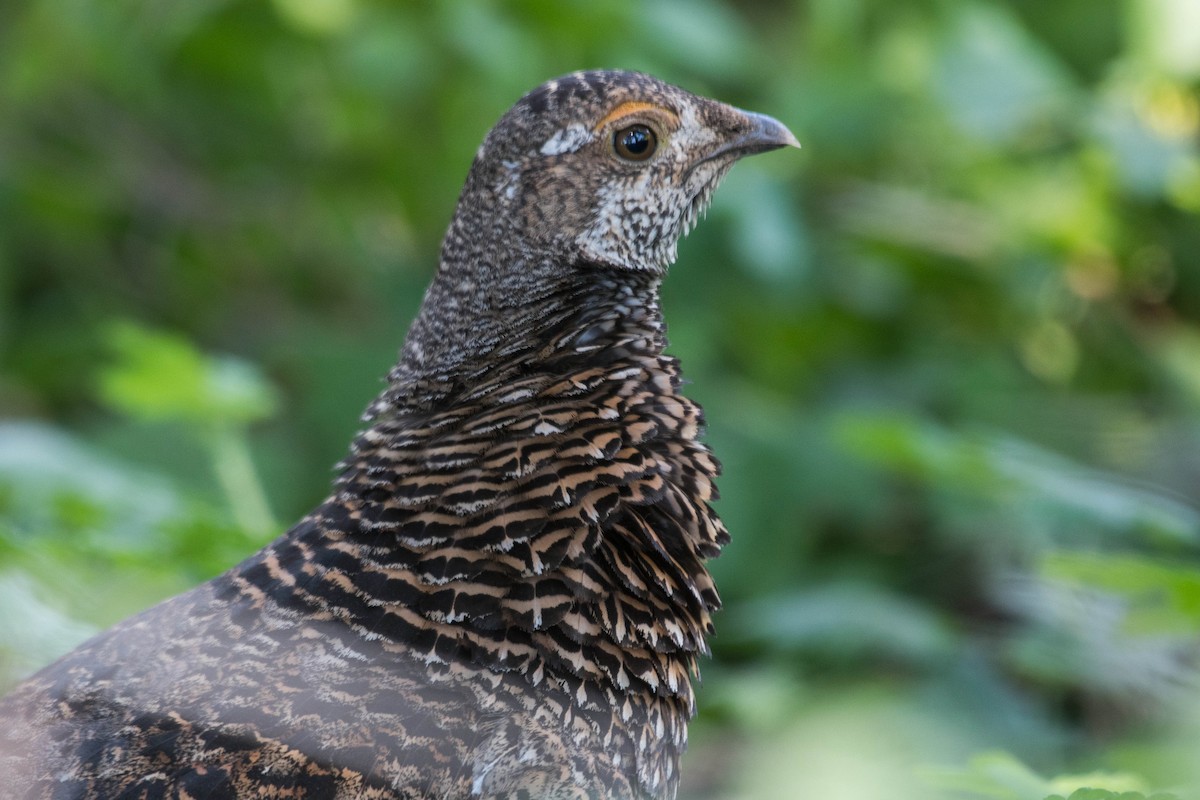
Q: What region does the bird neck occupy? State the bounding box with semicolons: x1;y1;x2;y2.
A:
370;257;666;417
241;254;724;787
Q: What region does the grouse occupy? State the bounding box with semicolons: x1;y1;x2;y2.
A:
0;70;798;799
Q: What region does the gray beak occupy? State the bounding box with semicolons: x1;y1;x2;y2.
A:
684;105;800;179
699;109;800;169
736;110;802;154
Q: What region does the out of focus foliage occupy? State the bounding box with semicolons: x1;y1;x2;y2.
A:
2;1;1199;798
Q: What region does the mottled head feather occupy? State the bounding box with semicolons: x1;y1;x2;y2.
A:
466;70;797;273
389;70;797;407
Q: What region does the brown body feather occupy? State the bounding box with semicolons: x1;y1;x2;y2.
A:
0;71;796;799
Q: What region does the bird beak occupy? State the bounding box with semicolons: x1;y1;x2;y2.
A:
730;110;801;155
691;109;799;175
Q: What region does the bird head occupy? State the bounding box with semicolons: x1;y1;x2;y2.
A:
461;70;799;273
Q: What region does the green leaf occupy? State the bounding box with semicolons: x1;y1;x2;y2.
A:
922;752;1161;800
934;4;1076;144
0;421;183;549
1041;551;1200;634
920;751;1053;800
725;581;956;665
98;322;278;428
1048;791;1180;800
837;414;1200;545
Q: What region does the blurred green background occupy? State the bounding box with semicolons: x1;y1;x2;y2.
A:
2;1;1200;798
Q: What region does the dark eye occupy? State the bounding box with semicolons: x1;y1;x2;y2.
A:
613;124;657;161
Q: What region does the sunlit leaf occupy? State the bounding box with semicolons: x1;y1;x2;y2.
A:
98;322;278;428
920;751;1053;800
1041;551;1200;634
1093;82;1199;198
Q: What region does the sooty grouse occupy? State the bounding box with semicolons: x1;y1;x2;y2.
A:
0;70;797;799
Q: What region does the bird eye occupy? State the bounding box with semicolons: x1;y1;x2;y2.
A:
612;124;657;162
